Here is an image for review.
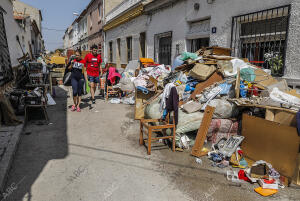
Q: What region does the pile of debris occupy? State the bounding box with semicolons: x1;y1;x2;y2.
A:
111;46;300;196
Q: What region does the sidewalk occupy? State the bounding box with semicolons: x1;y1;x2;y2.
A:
0;121;24;193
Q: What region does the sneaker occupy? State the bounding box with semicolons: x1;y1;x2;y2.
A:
77;107;81;112
71;105;76;111
92;99;96;104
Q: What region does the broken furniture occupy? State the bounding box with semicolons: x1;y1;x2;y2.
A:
106;86;121;101
140;113;176;155
191;106;215;157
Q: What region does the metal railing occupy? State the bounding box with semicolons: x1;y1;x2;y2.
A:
230;5;291;76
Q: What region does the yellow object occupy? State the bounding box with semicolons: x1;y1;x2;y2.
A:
140;58;154;65
50;56;66;65
254;187;278;197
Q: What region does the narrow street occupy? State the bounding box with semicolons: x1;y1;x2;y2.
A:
5;86;192;201
4;87;300;201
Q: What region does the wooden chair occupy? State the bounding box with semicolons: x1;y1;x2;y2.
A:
106;86;121;101
140;113;176;155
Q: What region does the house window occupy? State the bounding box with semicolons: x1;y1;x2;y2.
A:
90;13;93;29
126;37;132;62
231;5;291;76
154;31;172;65
109;41;113;63
140;32;146;58
98;4;102;20
190;38;209;52
117;38;121;58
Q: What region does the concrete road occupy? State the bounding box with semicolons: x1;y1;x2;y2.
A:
3;87;192;201
3;86;300;201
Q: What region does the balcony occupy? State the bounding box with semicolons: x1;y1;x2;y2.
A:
105;0;142;23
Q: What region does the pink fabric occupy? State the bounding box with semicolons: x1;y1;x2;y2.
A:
107;67;121;85
207;119;238;144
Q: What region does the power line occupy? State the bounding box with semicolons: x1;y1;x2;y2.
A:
43;27;65;32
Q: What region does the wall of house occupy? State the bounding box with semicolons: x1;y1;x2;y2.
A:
284;0;300;79
87;0;103;52
13;0;42;31
1;0;27;67
146;0;188;64
105;14;147;66
104;0;124;18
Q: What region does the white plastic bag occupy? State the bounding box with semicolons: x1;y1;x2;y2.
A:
270;87;300;108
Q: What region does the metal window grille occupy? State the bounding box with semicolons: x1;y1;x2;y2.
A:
158;35;172;65
109;41;113;63
231;5;291;76
0;9;13;86
190;38;210;52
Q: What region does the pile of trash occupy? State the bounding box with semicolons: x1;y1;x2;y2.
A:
117;46;300;195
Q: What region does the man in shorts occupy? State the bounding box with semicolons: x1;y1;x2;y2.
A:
84;44;102;104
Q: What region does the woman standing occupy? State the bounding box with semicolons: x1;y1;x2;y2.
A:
67;50;87;112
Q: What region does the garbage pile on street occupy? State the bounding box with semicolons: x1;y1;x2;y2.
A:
109;46;300;196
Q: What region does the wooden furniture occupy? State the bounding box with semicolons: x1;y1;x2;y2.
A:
140;114;176;155
191;106;215;157
106;86;121;101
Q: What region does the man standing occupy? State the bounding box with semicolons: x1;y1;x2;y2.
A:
84;45;102;104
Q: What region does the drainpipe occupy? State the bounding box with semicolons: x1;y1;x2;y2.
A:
103;0;106;64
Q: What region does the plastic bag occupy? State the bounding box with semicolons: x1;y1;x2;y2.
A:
241;68;256;82
63;72;72;86
110;98;121;104
208;99;237;119
86;80;90;94
180;52;198;61
270;87;300;108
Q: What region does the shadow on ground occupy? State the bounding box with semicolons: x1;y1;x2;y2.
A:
4;86;68;201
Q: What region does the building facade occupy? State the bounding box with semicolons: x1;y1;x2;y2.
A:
63;0;123;55
13;0;44;56
103;0;300;79
104;0;147;67
87;0;103;53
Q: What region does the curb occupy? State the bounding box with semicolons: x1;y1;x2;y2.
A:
0;122;24;193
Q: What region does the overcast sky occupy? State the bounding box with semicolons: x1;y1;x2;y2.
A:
20;0;90;51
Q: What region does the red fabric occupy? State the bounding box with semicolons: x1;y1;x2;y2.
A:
84;53;102;77
107;67;121;85
238;170;251;182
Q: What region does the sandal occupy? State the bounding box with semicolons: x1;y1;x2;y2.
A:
77;107;81;112
71;105;76;111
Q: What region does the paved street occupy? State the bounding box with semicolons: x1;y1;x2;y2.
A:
3;86;300;201
4;87;192;201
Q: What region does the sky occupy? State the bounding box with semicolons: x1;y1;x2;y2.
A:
20;0;90;51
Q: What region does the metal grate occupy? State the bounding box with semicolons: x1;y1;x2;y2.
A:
231;5;291;76
159;36;172;65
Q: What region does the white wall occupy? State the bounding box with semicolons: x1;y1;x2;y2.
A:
105;14;147;65
146;0;188;64
186;0;292;48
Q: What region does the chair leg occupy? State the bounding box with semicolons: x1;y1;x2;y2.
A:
106;87;109;101
139;121;144;145
172;126;176;152
148;128;152;155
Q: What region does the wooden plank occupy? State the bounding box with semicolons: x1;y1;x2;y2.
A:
235;67;240;98
234;103;298;114
191;106;215;157
265;109;275;121
274;111;297;127
241;114;300;179
134;90;155;120
190;72;223;100
292;154;300;186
